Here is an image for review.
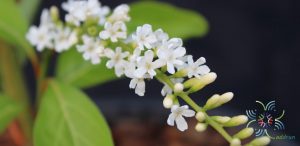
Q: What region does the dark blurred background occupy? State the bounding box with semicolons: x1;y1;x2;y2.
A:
29;0;300;146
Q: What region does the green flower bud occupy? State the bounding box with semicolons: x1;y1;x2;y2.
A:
163;94;175;108
87;26;98;36
203;94;220;110
211;116;231;124
230;138;241;146
184;72;217;93
219;92;234;104
195;111;206;122
234;128;254;139
249;136;271;146
50;6;59;22
224;115;248;127
174;83;184;93
195;123;207;132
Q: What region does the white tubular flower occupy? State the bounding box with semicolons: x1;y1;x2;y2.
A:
129;78;146;96
124;62;147;96
62;0;108;26
132;24;157;50
161;78;184;96
26;26;53;52
99;21;127;42
62;0;86;25
152;29;169;48
98;6;110;25
76;35;104;64
109;4;130;22
128;48;141;62
54;27;77;52
134;50;164;78
167;105;195;131
105;47;129;77
157;38;186;74
40;9;53;27
187;56;210;78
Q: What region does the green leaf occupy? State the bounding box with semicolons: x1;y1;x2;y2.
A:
56;48;117;88
34;80;114;146
129;1;209;39
0;94;23;133
20;0;41;22
0;0;37;64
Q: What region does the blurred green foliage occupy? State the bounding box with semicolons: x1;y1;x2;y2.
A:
56;48;117;88
34;80;114;146
0;0;38;64
0;94;23;133
129;1;209;39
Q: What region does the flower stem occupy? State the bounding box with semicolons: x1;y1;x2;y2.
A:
0;41;33;146
36;50;52;107
155;70;233;143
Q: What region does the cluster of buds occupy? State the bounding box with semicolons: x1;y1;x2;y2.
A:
26;0;271;145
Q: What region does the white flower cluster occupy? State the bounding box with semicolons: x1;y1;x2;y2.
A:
26;0;212;132
62;0;110;26
26;9;77;52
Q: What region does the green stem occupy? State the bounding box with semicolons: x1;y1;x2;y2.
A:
36;50;52;107
155;70;233;143
0;41;33;146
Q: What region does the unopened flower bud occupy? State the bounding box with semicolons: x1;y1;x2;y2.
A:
202;72;217;85
234;128;254;139
203;94;220;110
219;92;234;104
250;136;271;146
88;26;98;36
184;72;217;93
195;111;206;122
195;123;207;132
224;115;248;127
230;138;241;146
212;116;231;124
174;83;184;93
163;94;174;108
50;6;59;22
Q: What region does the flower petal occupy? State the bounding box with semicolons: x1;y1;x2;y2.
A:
175;116;188;131
182;109;195;117
135;67;146;78
167;113;175;126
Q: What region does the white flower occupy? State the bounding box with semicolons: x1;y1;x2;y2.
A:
26;26;53;52
187;56;210;78
128;48;141;62
132;24;157;50
62;0;109;26
53;27;77;52
124;61;148;96
135;50;164;78
62;0;86;25
105;47;129;77
157;38;186;74
77;35;104;64
152;29;169;48
109;4;130;22
98;6;110;25
129;78;146;96
167;105;195;131
40;9;53;27
161;78;184;96
99;21;127;42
